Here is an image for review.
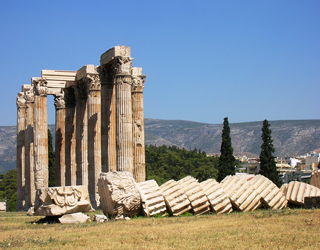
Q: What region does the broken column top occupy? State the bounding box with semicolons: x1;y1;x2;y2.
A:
100;45;131;65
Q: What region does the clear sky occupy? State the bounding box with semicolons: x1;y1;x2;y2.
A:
0;0;319;126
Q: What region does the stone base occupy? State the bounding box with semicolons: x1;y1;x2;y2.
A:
31;185;94;216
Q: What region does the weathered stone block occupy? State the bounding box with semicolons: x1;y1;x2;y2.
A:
136;180;167;217
98;171;141;219
31;185;94;216
100;45;131;65
59;212;89;224
0;202;6;212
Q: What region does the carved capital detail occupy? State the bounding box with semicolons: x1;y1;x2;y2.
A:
16;92;26;108
54;93;65;109
132;75;146;93
47;187;82;207
33;78;47;96
84;74;101;91
113;56;133;75
25;89;35;103
97;65;113;84
74;81;88;100
115;75;132;85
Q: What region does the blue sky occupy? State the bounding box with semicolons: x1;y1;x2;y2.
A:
0;0;319;126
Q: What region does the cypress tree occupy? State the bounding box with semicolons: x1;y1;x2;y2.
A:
48;129;55;187
259;119;282;187
217;117;235;182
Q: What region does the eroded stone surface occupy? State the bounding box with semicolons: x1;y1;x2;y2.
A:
98;171;141;219
32;185;94;216
59;212;89;224
0;202;6;212
178;176;210;215
249;175;287;209
221;175;261;212
280;181;320;206
136;180;166;217
94;214;108;223
200;179;233;214
160;180;192;216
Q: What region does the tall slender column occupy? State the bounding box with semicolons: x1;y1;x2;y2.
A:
114;56;133;173
75;81;88;186
85;73;101;207
24;86;35;208
64;87;77;186
16;92;26;210
33;78;48;190
54;92;66;186
132;68;146;182
98;65;116;172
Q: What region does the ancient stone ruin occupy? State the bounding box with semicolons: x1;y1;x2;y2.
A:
16;46;146;211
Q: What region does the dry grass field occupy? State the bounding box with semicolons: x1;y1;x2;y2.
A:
0;208;320;249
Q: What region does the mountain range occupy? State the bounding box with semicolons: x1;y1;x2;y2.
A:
1;119;319;174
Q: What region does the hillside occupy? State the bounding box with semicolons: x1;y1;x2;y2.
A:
1;119;320;173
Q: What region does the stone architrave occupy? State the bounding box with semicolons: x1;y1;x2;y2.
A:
220;175;262;212
131;68;146;183
98;171;141;220
24;85;36;208
81;68;101;208
249;175;287;209
74;81;88;186
200;179;233;214
54;92;66;186
136;180;167;217
178;176;210;215
280;181;320;206
114;56;133;173
16;92;26;210
64;87;77;186
33;78;49;190
160;180;192;216
32;185;94;216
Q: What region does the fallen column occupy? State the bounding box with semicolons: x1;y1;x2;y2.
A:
136;180;166;217
178;176;210;215
160;180;192;216
200;179;233;214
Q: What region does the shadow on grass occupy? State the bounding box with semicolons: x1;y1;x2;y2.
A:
31;216;61;224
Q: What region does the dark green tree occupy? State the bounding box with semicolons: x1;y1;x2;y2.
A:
0;169;17;211
217;117;235;182
48;129;55;187
259;119;282;187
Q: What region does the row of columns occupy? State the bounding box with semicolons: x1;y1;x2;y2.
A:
16;48;146;210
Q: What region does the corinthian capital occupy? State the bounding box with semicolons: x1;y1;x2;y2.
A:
33;78;47;96
115;75;132;85
16;92;26;108
74;81;88;100
113;56;133;75
97;65;113;84
84;74;101;91
132;75;146;93
54;92;65;109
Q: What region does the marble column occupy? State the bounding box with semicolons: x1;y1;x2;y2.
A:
114;56;133;173
24;86;35;208
85;73;101;207
33;78;48;190
131;68;146;183
75;81;88;186
98;65;116;172
54;92;66;186
16;92;26;210
64;87;77;186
